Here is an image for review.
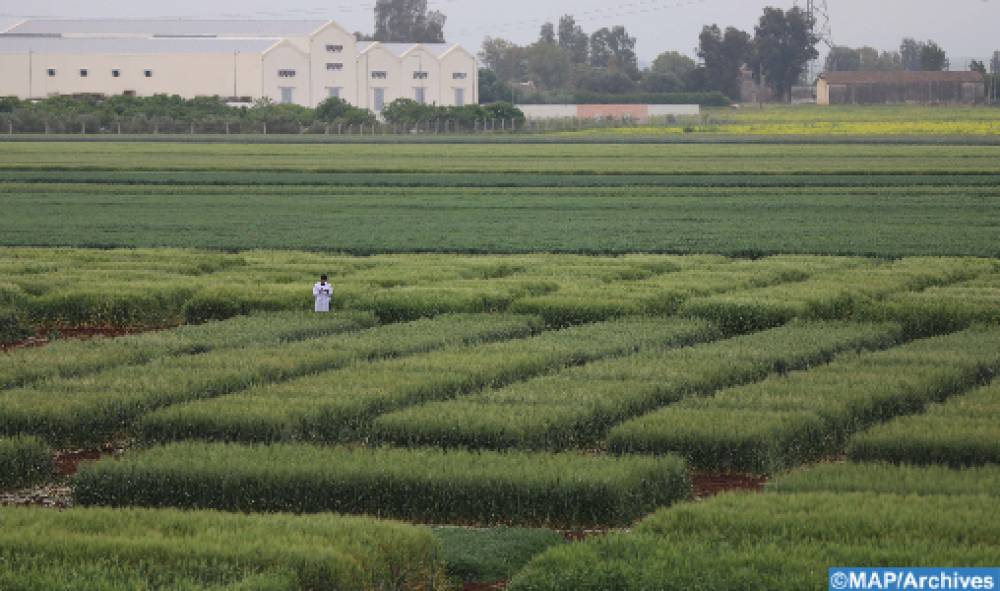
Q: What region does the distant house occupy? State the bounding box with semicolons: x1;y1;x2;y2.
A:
816;71;985;105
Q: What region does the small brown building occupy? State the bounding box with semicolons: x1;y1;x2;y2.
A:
816;71;985;105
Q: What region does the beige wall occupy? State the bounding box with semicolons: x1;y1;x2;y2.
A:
309;24;357;107
816;79;830;106
0;22;479;110
3;51;261;100
438;49;477;106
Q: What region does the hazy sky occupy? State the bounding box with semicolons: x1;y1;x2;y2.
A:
2;0;998;65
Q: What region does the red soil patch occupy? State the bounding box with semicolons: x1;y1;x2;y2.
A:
464;581;507;591
692;472;768;498
1;326;138;352
53;449;107;477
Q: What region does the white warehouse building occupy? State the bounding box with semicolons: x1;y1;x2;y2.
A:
0;19;478;112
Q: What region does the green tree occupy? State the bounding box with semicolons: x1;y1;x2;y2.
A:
651;51;696;78
641;71;684;93
525;42;573;90
478;68;513;103
858;47;901;71
373;0;445;43
479;37;526;83
588;26;638;76
539;22;556;45
697;24;752;100
315;97;374;124
557;15;589;65
900;38;923;71
920;41;948;71
753;6;819;102
824;46;861;71
970;60;987;76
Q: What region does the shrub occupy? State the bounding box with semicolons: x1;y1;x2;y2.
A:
73;443;692;527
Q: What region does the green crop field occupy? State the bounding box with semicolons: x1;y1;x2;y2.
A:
2;123;999;590
1;142;999;256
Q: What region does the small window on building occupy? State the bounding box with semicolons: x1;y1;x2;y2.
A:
413;71;428;80
79;69;89;78
112;69;121;78
452;72;468;80
414;87;426;104
123;90;136;97
278;69;296;78
144;69;153;78
325;44;343;53
373;87;386;112
371;71;387;80
327;87;342;99
280;87;294;104
454;87;465;107
326;62;343;71
47;68;56;77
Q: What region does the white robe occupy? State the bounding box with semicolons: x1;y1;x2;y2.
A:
313;281;333;312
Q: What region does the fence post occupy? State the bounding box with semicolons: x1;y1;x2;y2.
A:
263;121;267;135
7;121;12;135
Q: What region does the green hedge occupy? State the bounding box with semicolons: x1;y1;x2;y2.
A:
138;317;714;444
0;436;52;488
0;310;374;390
508;492;1000;590
608;325;1000;474
768;462;1000;497
0;506;446;590
74;443;691;527
0;314;537;446
847;380;1000;467
373;321;902;451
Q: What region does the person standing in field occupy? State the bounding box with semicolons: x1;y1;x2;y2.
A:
313;274;333;313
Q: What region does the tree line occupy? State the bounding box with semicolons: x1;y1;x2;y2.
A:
477;6;819;104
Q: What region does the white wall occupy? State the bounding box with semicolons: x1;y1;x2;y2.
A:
261;43;309;105
308;23;357;107
438;48;476;107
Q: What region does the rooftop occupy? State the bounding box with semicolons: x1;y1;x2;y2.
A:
2;19;329;38
0;36;278;54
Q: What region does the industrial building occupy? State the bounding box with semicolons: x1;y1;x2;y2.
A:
816;71;985;105
0;19;478;111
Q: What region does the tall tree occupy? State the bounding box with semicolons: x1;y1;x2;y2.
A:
557;15;589;65
539;22;556;45
697;24;752;101
919;41;948;71
824;46;861;72
753;6;819;101
373;0;445;43
589;26;638;75
651;51;697;78
900;38;923;71
525;42;572;90
991;51;1000;74
858;47;901;71
479;37;526;83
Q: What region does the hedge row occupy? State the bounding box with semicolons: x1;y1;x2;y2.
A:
0;310;374;390
0;436;52;488
372;321;902;451
847;380;1000;467
508;492;1000;590
768;462;1000;497
508;255;847;328
0;314;539;446
679;257;991;335
0;506;446;590
73;443;691;527
137;317;717;444
608;325;1000;473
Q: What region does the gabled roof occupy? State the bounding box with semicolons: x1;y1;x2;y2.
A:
0;36;277;55
4;19;330;38
358;42;463;59
820;71;984;84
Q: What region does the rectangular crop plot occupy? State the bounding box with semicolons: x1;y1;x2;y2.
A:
507;492;1000;591
0;436;53;489
847;380;1000;467
137;317;717;444
768;462;1000;498
372;321;902;451
608;326;1000;473
678;257;991;334
73;443;691;527
0;506;446;590
0;314;538;446
0;310;375;390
